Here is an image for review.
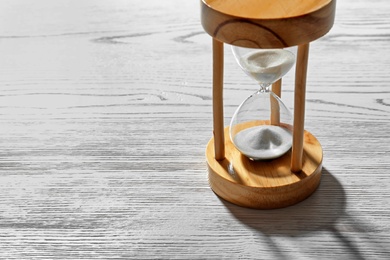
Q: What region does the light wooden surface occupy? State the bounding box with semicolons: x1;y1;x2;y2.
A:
0;0;389;259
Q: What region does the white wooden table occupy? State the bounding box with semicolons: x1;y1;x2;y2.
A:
0;0;389;259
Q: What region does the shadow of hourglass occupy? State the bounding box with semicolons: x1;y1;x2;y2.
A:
222;168;345;233
219;169;376;259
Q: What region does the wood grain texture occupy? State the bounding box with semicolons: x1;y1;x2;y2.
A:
0;0;389;259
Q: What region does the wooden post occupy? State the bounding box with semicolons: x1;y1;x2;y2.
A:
212;38;225;161
270;79;282;126
291;43;310;172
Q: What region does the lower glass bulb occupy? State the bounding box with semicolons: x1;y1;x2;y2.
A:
230;90;293;160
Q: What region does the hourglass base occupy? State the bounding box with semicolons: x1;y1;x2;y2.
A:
206;126;323;209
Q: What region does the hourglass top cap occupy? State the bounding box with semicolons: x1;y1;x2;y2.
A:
201;0;336;48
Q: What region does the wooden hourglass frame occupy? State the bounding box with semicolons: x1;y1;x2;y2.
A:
201;0;336;209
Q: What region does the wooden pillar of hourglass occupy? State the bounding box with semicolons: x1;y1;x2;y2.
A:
202;0;336;209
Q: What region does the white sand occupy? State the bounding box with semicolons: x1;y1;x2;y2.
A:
233;125;292;160
240;49;295;84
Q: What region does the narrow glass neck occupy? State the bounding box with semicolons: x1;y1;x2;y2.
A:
259;83;271;93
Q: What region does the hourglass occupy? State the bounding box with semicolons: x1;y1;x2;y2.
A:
230;46;295;160
201;0;336;209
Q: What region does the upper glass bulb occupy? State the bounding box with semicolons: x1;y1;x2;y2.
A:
232;46;295;85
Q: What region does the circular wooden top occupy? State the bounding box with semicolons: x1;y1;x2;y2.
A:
201;0;336;48
203;0;332;19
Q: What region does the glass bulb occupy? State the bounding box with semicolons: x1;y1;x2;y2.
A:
230;46;295;160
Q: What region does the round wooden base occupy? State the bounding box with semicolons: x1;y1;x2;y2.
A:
206;127;323;209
